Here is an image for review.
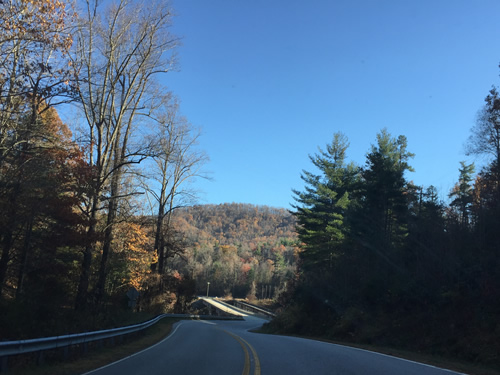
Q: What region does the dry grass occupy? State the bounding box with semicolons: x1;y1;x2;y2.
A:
315;339;500;375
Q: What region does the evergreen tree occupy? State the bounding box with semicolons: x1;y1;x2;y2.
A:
289;132;361;325
292;133;357;272
349;129;415;307
359;129;414;253
406;185;447;293
448;161;475;227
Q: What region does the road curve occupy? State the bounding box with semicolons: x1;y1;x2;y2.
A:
83;309;466;375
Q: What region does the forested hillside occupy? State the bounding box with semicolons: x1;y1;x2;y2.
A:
169;203;298;298
268;114;500;368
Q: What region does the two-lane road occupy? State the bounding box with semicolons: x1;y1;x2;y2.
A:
84;310;465;375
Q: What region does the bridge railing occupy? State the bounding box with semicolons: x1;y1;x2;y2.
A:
230;300;276;319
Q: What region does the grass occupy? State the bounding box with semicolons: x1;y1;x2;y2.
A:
252;326;500;375
7;318;180;375
309;337;500;375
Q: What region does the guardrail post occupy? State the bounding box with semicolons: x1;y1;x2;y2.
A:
37;350;44;366
63;345;69;360
0;355;8;373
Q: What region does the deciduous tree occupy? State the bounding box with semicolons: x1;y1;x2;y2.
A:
0;105;86;298
72;0;178;309
467;87;500;176
147;100;208;275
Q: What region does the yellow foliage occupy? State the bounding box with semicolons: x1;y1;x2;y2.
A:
114;222;155;291
2;0;74;51
220;244;237;255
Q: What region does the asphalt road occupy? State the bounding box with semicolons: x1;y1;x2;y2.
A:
83;308;466;375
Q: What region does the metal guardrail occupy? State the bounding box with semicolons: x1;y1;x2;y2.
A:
230;300;276;318
0;313;242;372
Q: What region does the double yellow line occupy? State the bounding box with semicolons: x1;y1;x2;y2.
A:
223;330;261;375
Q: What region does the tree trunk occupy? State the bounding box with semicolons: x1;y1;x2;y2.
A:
158;235;166;274
153;202;164;273
75;195;98;311
0;190;18;296
0;231;13;296
95;169;121;305
15;217;34;299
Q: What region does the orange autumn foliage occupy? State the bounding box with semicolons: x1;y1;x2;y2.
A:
1;0;74;51
114;222;157;291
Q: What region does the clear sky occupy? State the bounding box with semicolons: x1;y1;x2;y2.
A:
165;0;500;209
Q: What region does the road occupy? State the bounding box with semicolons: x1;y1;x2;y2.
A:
83;305;466;375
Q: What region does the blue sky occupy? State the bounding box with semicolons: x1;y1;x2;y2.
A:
165;0;500;209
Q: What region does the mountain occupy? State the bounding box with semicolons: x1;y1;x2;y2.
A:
171;203;299;299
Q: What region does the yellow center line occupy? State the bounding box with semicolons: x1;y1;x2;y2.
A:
239;336;261;375
222;330;261;375
224;330;250;375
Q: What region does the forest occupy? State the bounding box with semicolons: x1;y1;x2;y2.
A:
0;0;300;338
268;102;500;367
0;0;210;338
169;203;298;299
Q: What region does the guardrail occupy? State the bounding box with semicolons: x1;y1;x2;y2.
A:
230;300;276;319
0;313;242;372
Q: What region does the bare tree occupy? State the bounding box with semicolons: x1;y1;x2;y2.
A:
146;100;209;275
72;0;178;309
467;87;500;171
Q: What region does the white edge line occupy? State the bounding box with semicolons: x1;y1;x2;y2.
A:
327;343;468;375
81;321;184;375
267;334;468;375
197;320;217;325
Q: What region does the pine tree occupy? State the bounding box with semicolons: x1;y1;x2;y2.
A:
348;129;415;306
360;129;414;253
448;161;475;227
292;133;357;272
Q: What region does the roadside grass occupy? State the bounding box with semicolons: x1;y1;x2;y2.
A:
7;318;180;375
253;326;499;375
250;302;500;375
308;337;500;375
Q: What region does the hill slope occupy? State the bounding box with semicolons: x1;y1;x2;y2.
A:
171;203;299;298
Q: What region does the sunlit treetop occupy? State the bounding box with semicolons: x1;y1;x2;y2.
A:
0;0;74;52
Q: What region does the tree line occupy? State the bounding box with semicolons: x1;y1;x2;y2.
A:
269;85;500;366
0;0;207;338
